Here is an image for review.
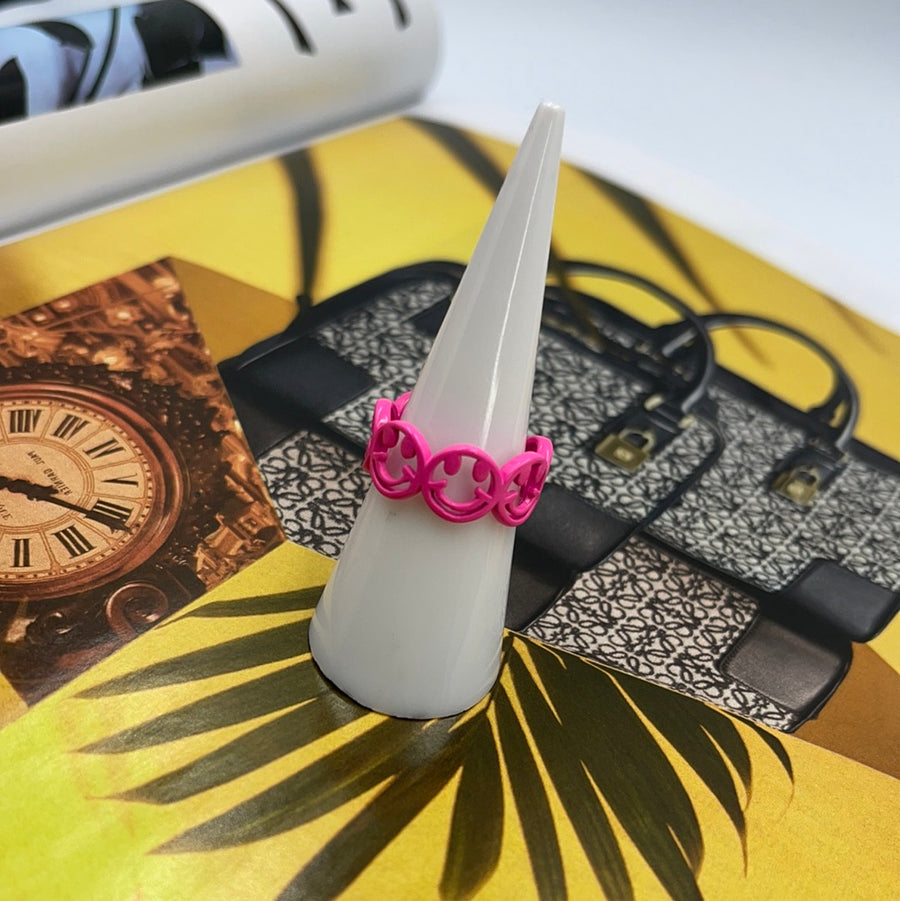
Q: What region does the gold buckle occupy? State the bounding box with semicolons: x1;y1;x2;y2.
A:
772;465;820;505
595;428;655;473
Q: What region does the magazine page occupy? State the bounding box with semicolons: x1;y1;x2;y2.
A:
0;0;440;242
0;115;897;899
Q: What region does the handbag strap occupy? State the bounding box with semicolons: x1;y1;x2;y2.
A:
540;260;720;474
653;313;859;453
654;313;859;505
555;260;716;417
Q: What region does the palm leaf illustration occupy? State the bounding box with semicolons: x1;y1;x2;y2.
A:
822;292;887;354
439;714;505;899
582;174;721;313
76;586;792;900
278;149;323;303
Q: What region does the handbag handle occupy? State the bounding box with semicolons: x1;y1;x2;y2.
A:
545;261;721;473
653;313;859;454
553;260;716;418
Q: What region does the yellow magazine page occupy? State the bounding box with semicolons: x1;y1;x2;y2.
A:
0;116;899;899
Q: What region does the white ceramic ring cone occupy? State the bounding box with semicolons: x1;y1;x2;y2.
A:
309;102;565;718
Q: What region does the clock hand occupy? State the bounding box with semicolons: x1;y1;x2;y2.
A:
0;476;130;532
0;476;60;503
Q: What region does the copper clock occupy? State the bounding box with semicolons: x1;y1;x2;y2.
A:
0;261;284;707
0;382;183;598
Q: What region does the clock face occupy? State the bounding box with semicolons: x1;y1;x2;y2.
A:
0;383;184;601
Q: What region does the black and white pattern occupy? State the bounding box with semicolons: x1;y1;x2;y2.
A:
257;427;800;730
314;278;719;527
529;334;720;522
647;386;900;594
525;537;798;731
258;429;367;559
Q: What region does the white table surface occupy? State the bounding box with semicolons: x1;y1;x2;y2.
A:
415;0;899;330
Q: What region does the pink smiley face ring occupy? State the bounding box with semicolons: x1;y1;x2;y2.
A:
364;393;553;526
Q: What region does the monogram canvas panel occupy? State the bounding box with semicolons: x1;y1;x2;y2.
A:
259;429;367;560
647;386;900;594
526;537;798;731
259;427;801;730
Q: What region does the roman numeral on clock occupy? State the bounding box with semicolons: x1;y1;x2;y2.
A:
102;475;139;487
52;525;94;558
12;537;31;568
8;408;41;433
53;414;89;441
91;499;132;527
84;438;125;459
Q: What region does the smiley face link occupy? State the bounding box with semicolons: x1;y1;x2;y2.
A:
364;393;553;526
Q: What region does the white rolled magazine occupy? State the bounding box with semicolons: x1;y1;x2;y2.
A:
0;0;441;242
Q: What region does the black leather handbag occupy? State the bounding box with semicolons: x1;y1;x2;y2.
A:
221;260;724;626
219;262;869;731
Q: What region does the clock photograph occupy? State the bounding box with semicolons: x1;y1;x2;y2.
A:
0;260;283;709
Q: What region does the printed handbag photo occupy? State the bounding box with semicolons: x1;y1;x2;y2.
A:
221;260;725;628
524;535;848;732
220;262;855;731
640;313;900;643
249;423;848;731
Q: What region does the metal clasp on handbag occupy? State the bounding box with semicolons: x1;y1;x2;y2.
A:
595;428;656;472
772;464;821;506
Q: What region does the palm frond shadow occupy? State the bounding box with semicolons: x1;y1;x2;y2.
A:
76;587;793;901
